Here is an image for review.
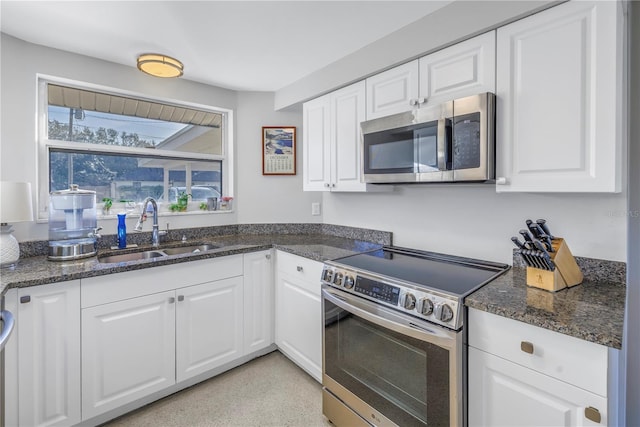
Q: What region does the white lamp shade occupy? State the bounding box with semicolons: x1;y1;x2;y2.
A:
0;181;34;223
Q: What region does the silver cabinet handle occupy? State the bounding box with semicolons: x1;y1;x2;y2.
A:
20;295;31;304
520;341;534;354
297;266;303;272
324;183;330;188
0;310;15;351
496;177;508;185
168;297;175;304
265;254;271;260
178;295;184;302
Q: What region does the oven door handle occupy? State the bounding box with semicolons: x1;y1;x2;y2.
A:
322;287;457;347
0;310;15;352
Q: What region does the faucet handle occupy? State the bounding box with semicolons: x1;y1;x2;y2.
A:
89;227;102;240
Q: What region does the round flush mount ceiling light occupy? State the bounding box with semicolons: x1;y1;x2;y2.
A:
137;53;184;78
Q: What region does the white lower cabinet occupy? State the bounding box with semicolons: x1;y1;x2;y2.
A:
468;308;615;427
275;250;323;382
469;347;607;427
82;290;176;420
5;280;82;427
176;277;244;382
243;250;274;354
80;255;245;421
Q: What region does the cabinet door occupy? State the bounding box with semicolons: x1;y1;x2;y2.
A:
331;81;367;192
243;250;274;355
418;31;495;105
366;60;419;119
17;281;81;427
469;347;608;426
275;268;322;382
496;1;622;192
303;93;332;191
176;277;243;382
82;290;176;420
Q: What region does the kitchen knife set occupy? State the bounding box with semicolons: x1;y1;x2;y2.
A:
511;219;556;271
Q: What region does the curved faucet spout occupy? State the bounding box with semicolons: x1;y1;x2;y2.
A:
135;197;160;247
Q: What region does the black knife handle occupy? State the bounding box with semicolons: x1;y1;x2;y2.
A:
536;219;554;239
511;237;525;249
519;229;533;242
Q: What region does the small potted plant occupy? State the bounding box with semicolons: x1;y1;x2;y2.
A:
102;197;113;215
170;192;191;212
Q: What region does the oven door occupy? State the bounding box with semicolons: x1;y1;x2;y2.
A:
322;286;463;427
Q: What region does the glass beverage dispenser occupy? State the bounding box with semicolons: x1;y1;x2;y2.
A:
48;185;99;260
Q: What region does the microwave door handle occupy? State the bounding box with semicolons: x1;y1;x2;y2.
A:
322;287;456;347
437;118;447;171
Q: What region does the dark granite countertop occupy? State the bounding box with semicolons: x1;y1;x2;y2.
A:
465;266;626;350
0;232;385;294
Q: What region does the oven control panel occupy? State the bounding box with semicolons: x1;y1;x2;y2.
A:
321;265;461;330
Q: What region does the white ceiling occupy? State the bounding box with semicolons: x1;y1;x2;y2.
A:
1;1;451;91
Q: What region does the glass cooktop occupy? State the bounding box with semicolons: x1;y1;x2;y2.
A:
330;246;510;297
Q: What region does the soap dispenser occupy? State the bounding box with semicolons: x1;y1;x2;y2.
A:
117;213;127;249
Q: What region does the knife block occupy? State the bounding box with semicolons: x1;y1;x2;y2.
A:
525;237;583;292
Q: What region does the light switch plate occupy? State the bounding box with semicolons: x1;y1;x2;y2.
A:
311;202;321;216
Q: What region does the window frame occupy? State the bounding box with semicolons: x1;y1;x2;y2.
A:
36;75;234;221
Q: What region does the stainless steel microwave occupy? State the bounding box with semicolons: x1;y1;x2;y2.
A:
361;92;495;183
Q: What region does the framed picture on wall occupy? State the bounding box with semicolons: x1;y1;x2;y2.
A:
262;126;296;175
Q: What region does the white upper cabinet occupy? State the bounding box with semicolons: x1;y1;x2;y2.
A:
495;0;624;192
303;81;370;192
366;31;496;120
366;61;419;119
418;31;496;107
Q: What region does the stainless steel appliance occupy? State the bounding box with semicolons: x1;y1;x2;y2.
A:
361;93;495;184
1;297;16;427
48;184;100;260
321;246;509;426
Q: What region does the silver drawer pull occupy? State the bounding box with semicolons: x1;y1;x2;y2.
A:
297;266;303;272
584;407;601;423
265;254;271;260
520;341;534;354
20;296;31;304
168;297;175;304
178;295;184;302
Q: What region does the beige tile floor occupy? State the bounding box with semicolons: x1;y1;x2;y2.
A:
103;351;333;427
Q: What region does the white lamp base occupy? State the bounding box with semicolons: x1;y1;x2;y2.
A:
0;224;20;269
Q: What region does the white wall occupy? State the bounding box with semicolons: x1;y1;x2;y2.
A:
0;34;319;241
235;92;321;224
323;186;626;264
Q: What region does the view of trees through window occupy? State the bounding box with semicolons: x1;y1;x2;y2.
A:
46;96;224;208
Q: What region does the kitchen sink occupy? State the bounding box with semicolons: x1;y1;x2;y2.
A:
161;244;219;255
98;250;167;264
98;243;221;264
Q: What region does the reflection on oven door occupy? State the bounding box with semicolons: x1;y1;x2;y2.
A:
324;298;451;426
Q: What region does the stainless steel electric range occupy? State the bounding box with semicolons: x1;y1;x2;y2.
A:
321;246;509;427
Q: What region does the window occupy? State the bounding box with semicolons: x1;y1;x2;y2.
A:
38;79;231;218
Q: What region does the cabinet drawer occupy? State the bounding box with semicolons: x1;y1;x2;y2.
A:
276;251;323;293
82;255;243;307
468;308;608;396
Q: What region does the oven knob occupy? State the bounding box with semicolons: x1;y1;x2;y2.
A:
401;293;416;310
333;272;344;286
322;269;333;283
418;298;434;316
435;303;454;322
343;275;355;289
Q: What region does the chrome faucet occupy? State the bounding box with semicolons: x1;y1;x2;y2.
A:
135;197;161;247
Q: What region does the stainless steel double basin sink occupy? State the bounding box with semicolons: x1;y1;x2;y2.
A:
98;244;219;264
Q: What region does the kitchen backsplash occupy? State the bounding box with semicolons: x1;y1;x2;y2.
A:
18;223;393;258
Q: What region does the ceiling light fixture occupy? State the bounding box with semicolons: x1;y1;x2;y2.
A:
137;53;184;78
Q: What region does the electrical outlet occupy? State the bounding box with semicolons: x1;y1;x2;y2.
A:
311;202;321;216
